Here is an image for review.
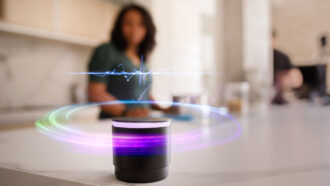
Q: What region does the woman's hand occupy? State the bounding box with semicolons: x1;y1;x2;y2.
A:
162;106;179;115
88;82;125;116
124;108;150;117
148;95;179;115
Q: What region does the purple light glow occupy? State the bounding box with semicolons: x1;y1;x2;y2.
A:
112;134;168;148
35;100;242;154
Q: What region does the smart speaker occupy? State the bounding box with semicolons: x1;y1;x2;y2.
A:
112;117;171;183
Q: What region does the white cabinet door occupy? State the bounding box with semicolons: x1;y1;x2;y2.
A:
59;0;119;40
2;0;54;30
1;0;119;41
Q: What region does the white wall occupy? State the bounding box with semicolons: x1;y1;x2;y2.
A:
136;0;272;104
243;0;272;100
222;0;271;101
223;0;244;82
136;0;222;105
272;0;330;64
0;32;92;109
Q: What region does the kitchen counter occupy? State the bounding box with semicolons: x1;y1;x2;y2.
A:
1;103;330;185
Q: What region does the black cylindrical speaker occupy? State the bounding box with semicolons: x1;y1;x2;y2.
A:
112;117;171;183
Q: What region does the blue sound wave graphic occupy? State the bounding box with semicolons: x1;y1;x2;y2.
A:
69;55;220;85
69;70;218;81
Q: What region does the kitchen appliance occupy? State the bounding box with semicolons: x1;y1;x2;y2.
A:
112;117;171;183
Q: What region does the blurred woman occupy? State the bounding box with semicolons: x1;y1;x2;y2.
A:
88;4;168;118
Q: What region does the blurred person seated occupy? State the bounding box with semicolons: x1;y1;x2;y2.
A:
88;4;171;119
272;31;303;105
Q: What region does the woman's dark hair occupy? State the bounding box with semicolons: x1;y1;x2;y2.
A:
111;4;156;61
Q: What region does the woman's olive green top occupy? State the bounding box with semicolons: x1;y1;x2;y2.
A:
88;42;152;118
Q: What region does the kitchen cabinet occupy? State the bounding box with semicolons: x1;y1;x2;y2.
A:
0;0;119;44
60;0;118;41
2;0;54;30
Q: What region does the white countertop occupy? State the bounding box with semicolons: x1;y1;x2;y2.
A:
1;103;330;185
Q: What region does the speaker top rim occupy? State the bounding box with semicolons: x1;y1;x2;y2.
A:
112;117;170;123
112;117;171;129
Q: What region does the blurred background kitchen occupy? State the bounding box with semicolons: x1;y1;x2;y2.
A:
0;0;329;126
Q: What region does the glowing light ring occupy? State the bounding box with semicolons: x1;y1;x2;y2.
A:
35;100;242;153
